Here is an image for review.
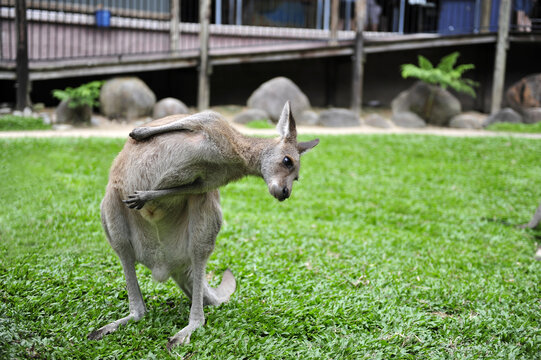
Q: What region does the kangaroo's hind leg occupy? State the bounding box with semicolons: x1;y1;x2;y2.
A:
88;192;147;340
522;203;541;229
167;191;226;349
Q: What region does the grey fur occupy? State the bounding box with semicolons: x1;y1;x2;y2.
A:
88;102;318;349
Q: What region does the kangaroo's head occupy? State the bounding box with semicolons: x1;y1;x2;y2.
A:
261;101;319;202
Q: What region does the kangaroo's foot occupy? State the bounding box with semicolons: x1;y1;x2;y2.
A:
88;311;145;340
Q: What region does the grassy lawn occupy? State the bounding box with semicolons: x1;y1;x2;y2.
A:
486;121;541;134
1;135;540;359
0;115;51;131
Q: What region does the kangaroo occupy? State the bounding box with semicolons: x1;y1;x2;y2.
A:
88;102;318;349
521;202;541;230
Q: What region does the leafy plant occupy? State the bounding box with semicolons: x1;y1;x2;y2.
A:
401;52;478;97
52;80;104;109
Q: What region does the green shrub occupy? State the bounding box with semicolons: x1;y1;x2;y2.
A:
0;115;51;131
52;80;104;109
401;52;478;97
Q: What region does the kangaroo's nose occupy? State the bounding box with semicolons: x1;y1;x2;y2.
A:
282;187;290;199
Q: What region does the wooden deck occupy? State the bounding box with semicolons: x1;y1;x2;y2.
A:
0;19;505;81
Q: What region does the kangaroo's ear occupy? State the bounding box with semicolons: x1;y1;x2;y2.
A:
297;138;319;155
276;101;297;140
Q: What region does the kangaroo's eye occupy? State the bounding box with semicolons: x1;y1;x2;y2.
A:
282;156;293;168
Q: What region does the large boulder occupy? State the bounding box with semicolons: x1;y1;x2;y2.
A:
506;73;541;114
100;77;156;120
317;108;360;127
247;77;311;122
297;110;319;126
523;108;541;124
153;97;189;119
448;112;486;129
233;108;270;124
391;111;426;128
55;99;92;124
391;81;461;126
484;107;523;126
364;113;393;128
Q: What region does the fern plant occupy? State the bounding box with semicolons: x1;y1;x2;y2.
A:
401;52;478;97
52;81;104;109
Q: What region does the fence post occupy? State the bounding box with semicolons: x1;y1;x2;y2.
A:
329;0;339;44
198;0;211;111
490;0;511;114
170;0;180;54
351;0;365;115
15;0;30;110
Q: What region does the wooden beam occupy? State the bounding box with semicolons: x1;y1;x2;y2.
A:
351;0;365;114
198;0;211;111
15;0;30;110
329;0;339;44
170;0;180;54
491;0;511;114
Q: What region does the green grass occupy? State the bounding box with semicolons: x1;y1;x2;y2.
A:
486;121;541;133
244;119;274;129
0;115;51;131
1;135;540;359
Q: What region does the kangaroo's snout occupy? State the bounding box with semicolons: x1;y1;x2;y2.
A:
269;182;291;202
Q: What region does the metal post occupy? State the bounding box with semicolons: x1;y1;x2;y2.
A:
398;0;405;34
490;0;511;114
323;0;331;30
170;0;180;53
480;0;492;33
216;0;222;24
198;0;211;111
15;0;29;110
235;0;242;25
317;0;323;29
330;0;339;44
351;0;366;114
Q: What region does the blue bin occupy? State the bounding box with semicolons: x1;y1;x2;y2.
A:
95;9;111;27
438;0;476;35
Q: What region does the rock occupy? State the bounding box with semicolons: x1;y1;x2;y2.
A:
233;108;270;124
153;98;189;119
247;77;311;122
506;73;541;113
55;99;92;124
317;108;361;127
448;112;486;129
484;108;523;126
392;111;427;128
391;81;461;126
523;108;541;124
100;77;156;120
297;110;319;126
364;113;393;128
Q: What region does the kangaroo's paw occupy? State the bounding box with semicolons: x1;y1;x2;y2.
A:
122;191;149;210
166;320;203;350
88;312;145;340
129;128;150;141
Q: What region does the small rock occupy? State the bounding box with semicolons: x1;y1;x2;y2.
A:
391;111;427;128
364;113;393;128
52;124;73;131
317;108;360;127
297;110;319;126
55;100;92;124
484;107;523;126
153;97;189;119
233;108;270;124
523;108;541;124
448;112;486;129
40;113;51;125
